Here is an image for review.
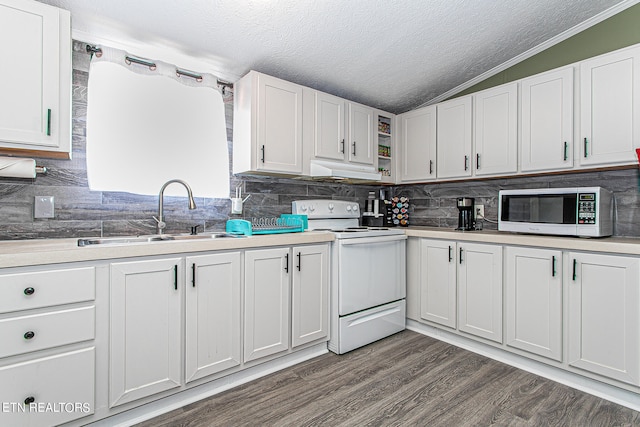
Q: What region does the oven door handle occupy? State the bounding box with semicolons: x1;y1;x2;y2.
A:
338;235;407;246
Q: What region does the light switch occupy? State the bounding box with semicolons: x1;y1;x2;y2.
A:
34;196;55;219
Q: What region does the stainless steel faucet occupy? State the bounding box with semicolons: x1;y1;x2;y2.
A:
154;179;197;234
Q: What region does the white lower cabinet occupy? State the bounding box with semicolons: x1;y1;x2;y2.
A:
0;263;96;426
244;244;329;362
185;252;241;383
419;239;457;328
291;244;329;347
409;237;640;392
568;252;640;385
244;247;291;362
110;258;183;407
505;246;563;361
0;348;95;427
416;239;502;342
457;242;503;343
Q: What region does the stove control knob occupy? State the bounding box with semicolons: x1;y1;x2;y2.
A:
299;204;307;212
346;205;352;212
352;204;359;212
308;204;315;212
328;203;334;211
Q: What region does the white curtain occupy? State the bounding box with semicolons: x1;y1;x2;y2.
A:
86;47;229;198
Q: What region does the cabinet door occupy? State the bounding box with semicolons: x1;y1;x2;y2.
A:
505;247;562;361
314;91;346;161
0;0;70;156
458;243;503;343
185;252;241;383
580;46;640;167
437;96;472;179
110;258;182;407
521;67;573;172
0;348;94;427
419;239;457;328
398;106;437;182
258;74;303;173
568;252;640;385
474;83;518;176
292;244;329;347
348;102;374;165
244;248;290;362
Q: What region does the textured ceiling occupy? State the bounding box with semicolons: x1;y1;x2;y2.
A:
39;0;632;114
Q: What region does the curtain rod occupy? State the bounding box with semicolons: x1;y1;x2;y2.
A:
85;44;234;91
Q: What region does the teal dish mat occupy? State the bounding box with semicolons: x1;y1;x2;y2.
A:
226;214;307;236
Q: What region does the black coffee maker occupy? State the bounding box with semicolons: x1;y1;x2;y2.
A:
456;197;475;231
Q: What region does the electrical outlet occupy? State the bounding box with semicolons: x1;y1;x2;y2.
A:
475;204;484;219
34;196;55;219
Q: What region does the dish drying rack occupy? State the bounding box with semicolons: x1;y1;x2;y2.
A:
226;214;307;236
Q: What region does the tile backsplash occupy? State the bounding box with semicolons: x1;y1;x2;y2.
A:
0;41;638;240
391;169;640;238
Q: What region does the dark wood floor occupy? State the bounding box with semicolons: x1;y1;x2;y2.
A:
137;331;640;426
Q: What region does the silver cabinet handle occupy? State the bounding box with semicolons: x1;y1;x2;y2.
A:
352;141;356;156
429;160;433;175
464;156;469;171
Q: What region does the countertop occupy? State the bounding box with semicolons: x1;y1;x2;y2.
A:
405;226;640;255
0;231;335;269
1;227;639;270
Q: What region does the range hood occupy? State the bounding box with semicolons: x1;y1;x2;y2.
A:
309;159;382;182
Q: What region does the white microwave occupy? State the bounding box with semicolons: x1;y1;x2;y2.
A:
498;187;613;237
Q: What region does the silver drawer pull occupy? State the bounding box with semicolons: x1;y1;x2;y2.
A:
24;287;35;295
24;331;35;340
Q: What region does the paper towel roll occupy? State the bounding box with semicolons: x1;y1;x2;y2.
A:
0;157;37;178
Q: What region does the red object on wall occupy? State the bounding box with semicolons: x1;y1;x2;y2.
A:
636;148;640;166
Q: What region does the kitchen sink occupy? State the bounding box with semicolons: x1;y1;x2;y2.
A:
77;232;243;247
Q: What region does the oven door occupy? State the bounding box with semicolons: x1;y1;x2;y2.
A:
336;234;406;316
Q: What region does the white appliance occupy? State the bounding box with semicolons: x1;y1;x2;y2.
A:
498;187;614;237
292;199;406;354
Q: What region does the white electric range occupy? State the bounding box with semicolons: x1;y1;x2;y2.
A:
292;199;407;354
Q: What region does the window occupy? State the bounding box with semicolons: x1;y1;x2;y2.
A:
86;47;229;198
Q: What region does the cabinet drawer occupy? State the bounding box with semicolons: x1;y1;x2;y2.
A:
0;267;95;314
0;306;94;358
0;347;94;427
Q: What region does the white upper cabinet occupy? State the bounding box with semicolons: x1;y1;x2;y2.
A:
347;102;375;165
313;91;346;161
473;83;518;176
437;96;473;179
233;71;304;175
397;105;437;182
304;89;377;171
0;0;71;158
579;45;640;167
520;67;574;172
